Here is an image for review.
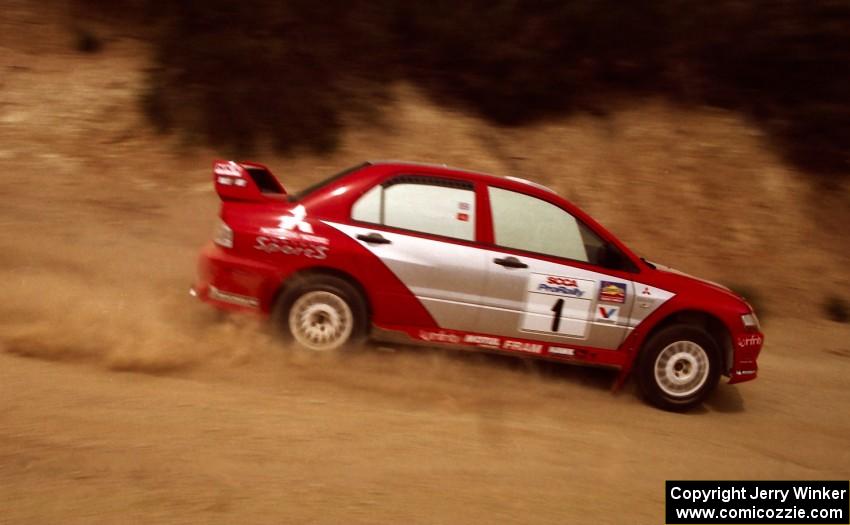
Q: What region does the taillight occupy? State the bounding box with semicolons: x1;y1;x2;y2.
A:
213;219;233;248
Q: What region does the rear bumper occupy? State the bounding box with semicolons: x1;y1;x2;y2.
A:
727;331;764;384
191;242;279;314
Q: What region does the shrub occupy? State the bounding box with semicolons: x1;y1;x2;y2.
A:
823;296;850;323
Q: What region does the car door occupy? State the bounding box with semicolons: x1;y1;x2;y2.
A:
476;185;642;350
327;174;489;333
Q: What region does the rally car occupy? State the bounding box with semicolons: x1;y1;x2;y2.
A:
192;160;763;410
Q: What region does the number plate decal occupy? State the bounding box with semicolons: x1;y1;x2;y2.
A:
520;273;595;338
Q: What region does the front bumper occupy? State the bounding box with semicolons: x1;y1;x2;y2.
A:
727;331;764;384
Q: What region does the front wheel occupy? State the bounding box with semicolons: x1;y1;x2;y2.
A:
637;325;720;411
275;275;368;352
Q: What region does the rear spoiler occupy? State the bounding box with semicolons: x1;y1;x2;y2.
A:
213;160;287;202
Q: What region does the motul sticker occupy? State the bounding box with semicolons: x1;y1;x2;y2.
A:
463;334;500;348
595;305;619;323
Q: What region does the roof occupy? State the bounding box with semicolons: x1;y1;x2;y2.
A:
364;160;556;194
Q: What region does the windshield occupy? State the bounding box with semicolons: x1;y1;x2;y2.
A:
287;162;369;202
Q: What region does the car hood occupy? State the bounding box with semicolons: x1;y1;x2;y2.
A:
645;260;745;303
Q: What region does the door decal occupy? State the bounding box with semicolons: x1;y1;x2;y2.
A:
521;273;595;338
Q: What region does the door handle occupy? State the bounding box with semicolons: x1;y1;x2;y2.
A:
357;232;392;245
493;256;528;269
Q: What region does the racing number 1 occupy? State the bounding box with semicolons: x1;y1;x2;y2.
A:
550;298;564;332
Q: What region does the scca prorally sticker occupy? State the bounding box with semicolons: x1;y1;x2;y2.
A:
598;281;626;304
595;305;619;323
521;273;595;338
535;275;591;298
254;236;328;259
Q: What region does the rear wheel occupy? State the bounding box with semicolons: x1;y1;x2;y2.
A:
275;275;368;352
637;325;720;411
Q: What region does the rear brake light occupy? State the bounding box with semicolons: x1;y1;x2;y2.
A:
213;219;233;248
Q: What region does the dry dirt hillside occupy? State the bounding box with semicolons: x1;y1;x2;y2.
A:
1;3;849;524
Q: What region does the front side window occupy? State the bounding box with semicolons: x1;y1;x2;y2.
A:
489;186;597;263
352;178;476;241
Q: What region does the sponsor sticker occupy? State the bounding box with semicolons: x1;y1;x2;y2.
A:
598;281;626;303
595;305;619;323
419;330;461;344
458;202;470;211
259;227;330;245
463;334;501;348
522;273;595;338
533;275;594;299
502;340;543;354
737;334;763;348
254;236;329;259
213;161;243;177
456;212;469;222
548;346;576;356
208;285;259;308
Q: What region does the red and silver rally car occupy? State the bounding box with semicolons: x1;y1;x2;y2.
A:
192;160;763;410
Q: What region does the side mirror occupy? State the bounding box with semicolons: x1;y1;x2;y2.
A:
599;243;631;271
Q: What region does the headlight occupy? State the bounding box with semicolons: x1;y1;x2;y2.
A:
741;313;760;330
213;219;233;248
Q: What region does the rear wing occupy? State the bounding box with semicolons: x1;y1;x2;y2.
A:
213;160;286;202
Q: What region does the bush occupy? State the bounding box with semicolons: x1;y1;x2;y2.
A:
74;0;850;174
74;29;102;53
823;296;850;323
726;284;767;320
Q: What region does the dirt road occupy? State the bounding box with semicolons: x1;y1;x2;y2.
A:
1;4;849;522
2;316;849;524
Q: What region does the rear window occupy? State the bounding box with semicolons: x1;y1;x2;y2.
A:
352;177;476;241
288;163;369;202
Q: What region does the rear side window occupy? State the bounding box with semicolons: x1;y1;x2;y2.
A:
352;178;476;241
488;186;589;262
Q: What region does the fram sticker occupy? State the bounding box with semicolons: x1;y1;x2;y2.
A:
502;340;543;354
595;305;619;323
456;212;469;222
599;281;626;303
